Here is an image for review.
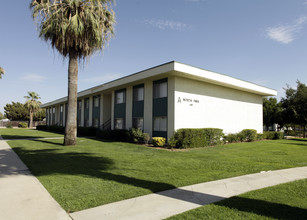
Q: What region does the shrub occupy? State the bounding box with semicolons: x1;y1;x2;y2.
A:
143;133;150;144
225;133;241;143
263;131;284;140
77;127;97;137
96;129;130;142
36;125;47;131
6;122;13;128
18;122;28;128
49;125;65;133
169;128;224;149
128;128;144;143
285;130;296;136
239;129;257;142
256;133;263;141
152;137;166;147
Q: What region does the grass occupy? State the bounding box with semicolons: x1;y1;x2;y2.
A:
167;179;307;219
2;129;307;212
0;128;63;139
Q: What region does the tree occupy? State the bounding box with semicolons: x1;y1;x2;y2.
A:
34;109;46;121
24;92;42;128
4;102;29;121
0;112;4;120
30;0;115;146
263;97;282;130
281;81;307;137
0;67;4;79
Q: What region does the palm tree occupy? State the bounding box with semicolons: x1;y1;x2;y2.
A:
30;0;115;145
24;91;42;128
0;67;5;79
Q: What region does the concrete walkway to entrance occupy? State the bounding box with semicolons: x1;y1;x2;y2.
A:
0;137;71;220
71;166;307;220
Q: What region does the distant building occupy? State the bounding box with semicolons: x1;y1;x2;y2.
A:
41;61;277;139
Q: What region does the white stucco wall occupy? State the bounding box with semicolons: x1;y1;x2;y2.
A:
174;77;263;134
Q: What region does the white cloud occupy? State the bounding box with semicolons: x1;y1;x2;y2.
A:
144;19;191;31
266;16;307;44
81;73;124;84
20;74;48;82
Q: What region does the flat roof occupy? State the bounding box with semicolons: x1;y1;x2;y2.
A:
41;61;277;107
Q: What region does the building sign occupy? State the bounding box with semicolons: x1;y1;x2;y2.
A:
177;97;200;106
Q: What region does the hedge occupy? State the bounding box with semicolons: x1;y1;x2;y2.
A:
169;128;224;149
239;129;257;142
263;131;284;140
96;129;130;142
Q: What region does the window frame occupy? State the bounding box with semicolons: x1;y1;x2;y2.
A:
115;90;126;104
153;116;167;132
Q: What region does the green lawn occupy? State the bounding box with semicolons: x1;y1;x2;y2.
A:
167;179;307;219
0;128;63;139
3;129;307;212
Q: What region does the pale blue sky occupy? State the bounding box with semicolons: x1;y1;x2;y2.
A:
1;0;307;113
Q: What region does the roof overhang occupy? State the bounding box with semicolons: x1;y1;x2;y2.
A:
41;61;277;108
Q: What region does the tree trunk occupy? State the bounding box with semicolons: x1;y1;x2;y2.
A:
64;55;78;146
29;110;33;128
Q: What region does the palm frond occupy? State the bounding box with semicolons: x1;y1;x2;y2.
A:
0;67;5;79
30;0;116;60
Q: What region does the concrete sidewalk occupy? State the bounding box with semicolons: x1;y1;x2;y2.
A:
0;138;71;220
71;166;307;220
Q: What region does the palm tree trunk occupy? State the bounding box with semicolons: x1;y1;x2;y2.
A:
64;55;78;146
29;110;33;128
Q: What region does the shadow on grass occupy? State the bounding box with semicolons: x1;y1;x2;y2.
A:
33;139;64;146
281;141;307;147
11;145;176;193
10;142;227;206
1;134;63;140
2;135;45;140
216;196;307;219
287;138;307;142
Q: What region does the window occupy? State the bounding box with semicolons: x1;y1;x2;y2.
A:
85;99;89;109
133;118;144;130
133;86;144;101
93;118;99;128
115;118;124;129
77;119;81;127
94;96;99;107
78;100;82;110
153;81;167;98
153;117;167;131
115;91;125;104
85;119;89;127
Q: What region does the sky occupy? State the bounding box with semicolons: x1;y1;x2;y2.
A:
1;0;307;113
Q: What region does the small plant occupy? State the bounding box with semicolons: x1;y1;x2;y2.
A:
18;122;28;128
6;122;13;128
143;133;150;144
152;137;166;147
129;128;144;143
